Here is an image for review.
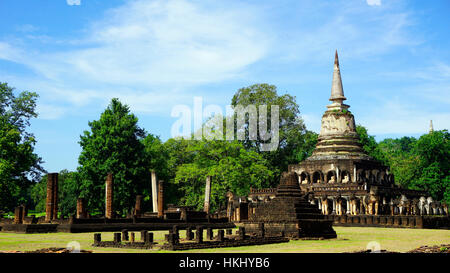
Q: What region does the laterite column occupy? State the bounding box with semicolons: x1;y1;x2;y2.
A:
45;173;58;221
204;176;211;214
157;180;164;218
105;173;114;219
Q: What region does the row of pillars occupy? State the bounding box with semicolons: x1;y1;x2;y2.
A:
105;172;165;219
43;171;212;221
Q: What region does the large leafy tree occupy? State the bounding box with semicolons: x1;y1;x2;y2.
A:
230;83;309;186
76;98;148;215
378;136;418;188
141;133;170;211
0;82;43;212
368;129;449;205
174;139;273;212
356;125;388;165
411;130;449;203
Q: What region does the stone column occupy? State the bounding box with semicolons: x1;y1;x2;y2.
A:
21;205;28;219
134;195;143;217
53;174;58;220
45;173;58;221
114;233;121;244
259;223;265;237
14;206;23;224
141;230;148;241
204;176;211;214
332;198;336;214
238;227;246;240
93;233;101;245
105;173;114;219
217;230;225;242
206;227;213;240
76;198;87;219
186;226;194;240
195;226;203;243
157;180;164;218
122;230;129;241
151;171;158;213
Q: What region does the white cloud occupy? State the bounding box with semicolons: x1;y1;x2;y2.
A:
67;0;81;6
23;0;268;87
0;0;269;119
276;2;416;64
366;0;381;6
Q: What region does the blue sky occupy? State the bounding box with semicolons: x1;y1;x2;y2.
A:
0;0;449;173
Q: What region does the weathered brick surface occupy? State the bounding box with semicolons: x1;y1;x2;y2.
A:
244;172;337;239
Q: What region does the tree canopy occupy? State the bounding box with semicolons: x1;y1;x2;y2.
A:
0;82;43;212
76;98;149;215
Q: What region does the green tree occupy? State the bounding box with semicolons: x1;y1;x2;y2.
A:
378;137;418;188
0;82;43;212
293;130;318;162
174;139;273;212
411;130;450;204
356;125;388;165
141;134;170;210
230;83;308;186
76;98;148;215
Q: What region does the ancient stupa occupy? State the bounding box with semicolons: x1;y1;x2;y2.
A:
228;51;444;230
307;50;370;162
243;172;337;239
287;51;425;216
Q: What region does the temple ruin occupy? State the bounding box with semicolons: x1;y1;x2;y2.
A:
228;51;449;229
0;51;448;240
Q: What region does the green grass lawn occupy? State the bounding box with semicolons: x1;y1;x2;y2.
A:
0;227;449;253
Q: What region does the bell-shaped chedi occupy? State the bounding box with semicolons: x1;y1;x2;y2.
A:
308;50;370;161
289;50;393;189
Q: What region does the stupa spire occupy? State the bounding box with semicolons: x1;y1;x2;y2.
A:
429;120;434;133
330;50;346;104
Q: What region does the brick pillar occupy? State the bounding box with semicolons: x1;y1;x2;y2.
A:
144;232;153;245
134;195;143;217
21;205;28;220
157;180;164;218
217;230;225;242
105;173;114;219
14;206;23;224
45;173;58;221
204;176;211;214
238;227;246;240
259;223;265;237
206;227;213;240
122;229;129;241
93;233;101;245
151;171;158;213
141;230;148;241
196;226;203;243
76;198;87;219
170;226;180;245
53;174;58;220
130;232;135;242
186;226;194;240
114;233;121;244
